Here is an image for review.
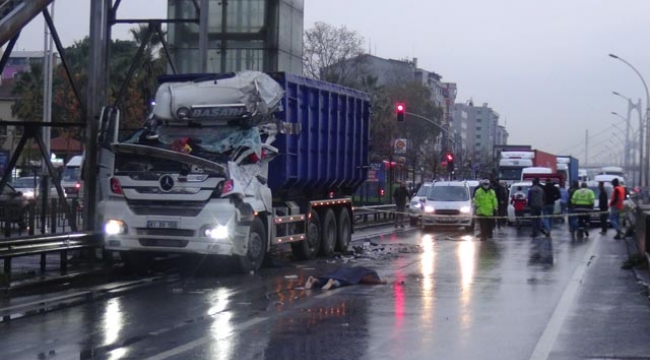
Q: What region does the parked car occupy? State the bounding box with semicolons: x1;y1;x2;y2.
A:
11;177;63;200
409;182;433;226
421;181;474;232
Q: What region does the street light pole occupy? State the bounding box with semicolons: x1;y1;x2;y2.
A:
404;111;463;178
613;91;643;186
611;110;631;174
609;54;650;187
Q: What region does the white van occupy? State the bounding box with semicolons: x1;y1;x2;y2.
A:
421;181;474;231
520;167;553;181
61;155;83;198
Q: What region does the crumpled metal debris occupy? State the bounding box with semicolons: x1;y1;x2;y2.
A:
342;241;423;261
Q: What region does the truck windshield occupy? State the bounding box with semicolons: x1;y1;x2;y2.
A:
427;186;469;201
499;167;523;180
115;153;224;176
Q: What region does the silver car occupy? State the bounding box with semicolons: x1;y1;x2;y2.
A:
409;182;433;226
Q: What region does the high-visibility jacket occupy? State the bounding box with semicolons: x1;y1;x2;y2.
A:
571;188;595;208
610;186;625;210
474;187;498;216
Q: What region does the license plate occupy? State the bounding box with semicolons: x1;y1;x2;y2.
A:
147;221;178;229
437;216;457;222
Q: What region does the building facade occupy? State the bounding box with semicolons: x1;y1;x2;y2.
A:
167;0;303;74
453;101;508;167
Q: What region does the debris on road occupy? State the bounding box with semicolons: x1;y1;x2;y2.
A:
349;242;424;261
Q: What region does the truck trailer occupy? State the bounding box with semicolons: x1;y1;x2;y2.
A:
556;155;579;187
498;149;557;185
98;71;370;273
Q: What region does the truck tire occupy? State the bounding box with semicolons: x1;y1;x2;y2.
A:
320;209;337;256
291;209;321;260
237;217;267;273
336;208;352;252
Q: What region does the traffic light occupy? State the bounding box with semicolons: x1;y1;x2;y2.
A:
446;152;455;172
396;103;405;122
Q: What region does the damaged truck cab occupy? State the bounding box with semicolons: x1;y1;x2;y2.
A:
98;72;371;273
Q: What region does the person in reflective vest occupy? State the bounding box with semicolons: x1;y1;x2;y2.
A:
474;179;498;241
571;182;595;237
609;178;625;240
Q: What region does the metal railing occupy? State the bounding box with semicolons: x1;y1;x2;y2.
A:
0;231;100;283
354;204;396;225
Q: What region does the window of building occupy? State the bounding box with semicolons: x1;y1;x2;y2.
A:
476;126;482;131
476;134;481;139
476;118;482;122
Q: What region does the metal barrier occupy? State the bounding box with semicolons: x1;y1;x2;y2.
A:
354;204;396;225
0;231;101;283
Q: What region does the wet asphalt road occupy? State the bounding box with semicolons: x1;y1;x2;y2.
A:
0;224;636;360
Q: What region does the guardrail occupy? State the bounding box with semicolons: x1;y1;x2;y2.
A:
354;204;396;225
0;231;101;283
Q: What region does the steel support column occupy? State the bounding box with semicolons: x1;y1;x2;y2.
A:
84;0;112;231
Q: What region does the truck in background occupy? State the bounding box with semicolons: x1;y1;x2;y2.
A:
556;156;579;187
498;149;557;185
98;71;370;273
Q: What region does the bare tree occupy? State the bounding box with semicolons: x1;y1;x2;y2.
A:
303;22;365;87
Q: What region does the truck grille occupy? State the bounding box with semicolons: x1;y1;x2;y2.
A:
127;200;205;217
435;209;460;215
136;228;195;237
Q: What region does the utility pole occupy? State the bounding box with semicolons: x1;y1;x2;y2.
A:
585;129;588;166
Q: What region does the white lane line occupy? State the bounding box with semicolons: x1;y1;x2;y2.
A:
142;316;267;360
528;237;600;360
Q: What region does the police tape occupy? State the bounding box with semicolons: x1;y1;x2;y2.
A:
353;206;622;221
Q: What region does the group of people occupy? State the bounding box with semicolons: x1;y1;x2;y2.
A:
390;176;627;241
509;178;626;239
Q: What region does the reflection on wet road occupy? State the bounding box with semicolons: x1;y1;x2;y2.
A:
0;226;597;360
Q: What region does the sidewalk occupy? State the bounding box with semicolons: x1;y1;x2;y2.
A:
547;233;650;360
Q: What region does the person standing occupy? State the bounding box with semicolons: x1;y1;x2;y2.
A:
609;178;625;239
559;183;569;223
571;182;595;237
510;186;527;230
567;180;580;235
598;181;609;235
393;181;411;229
542;181;561;234
490;176;507;230
528;178;548;238
474;179;498;241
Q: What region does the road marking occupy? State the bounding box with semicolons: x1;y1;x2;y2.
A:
141;316;267;360
528;236;600;360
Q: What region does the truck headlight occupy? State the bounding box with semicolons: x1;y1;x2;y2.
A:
424;205;434;213
460;206;471;214
104;219;127;235
23;191;34;199
203;225;230;240
411;202;421;209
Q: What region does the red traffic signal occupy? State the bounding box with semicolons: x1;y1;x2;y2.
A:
446;153;454;162
396;103;405;122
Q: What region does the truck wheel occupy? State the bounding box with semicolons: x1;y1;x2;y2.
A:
336;208;352;252
237;217;267;273
292;210;321;260
320;209;337;256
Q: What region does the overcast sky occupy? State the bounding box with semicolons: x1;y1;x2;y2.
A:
12;0;650;166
